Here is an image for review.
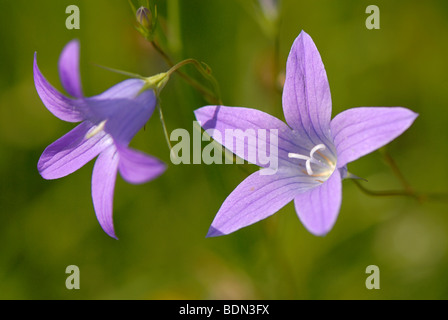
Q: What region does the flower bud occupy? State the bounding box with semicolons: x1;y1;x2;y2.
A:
136;6;151;29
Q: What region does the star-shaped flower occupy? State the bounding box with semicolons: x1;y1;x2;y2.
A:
195;31;418;237
34;40;166;239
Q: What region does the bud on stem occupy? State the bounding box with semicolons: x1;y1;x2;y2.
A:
136;6;151;29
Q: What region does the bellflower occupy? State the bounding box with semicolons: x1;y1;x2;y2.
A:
34;40;166;238
195;31;418;237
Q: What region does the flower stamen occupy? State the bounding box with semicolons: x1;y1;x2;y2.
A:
309;144;326;158
289;143;334;177
287;153;311;161
301;169;331;177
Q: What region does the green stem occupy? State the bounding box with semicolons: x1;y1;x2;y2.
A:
127;0;136;14
352;179;448;203
352;179;418;199
151;40;174;67
157;101;172;151
129;1;221;105
151;41;221;105
352;150;448;203
93;63;145;80
382;149;414;194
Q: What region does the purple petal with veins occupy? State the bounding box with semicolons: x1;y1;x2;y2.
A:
34;40;166;238
195;30;417;237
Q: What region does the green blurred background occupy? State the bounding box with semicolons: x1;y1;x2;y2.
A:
0;0;447;299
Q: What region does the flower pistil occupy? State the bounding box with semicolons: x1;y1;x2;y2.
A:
288;144;336;181
85;119;108;139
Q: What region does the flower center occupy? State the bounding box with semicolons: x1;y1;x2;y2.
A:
288;144;336;181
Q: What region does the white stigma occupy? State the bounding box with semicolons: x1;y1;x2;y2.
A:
288;144;333;177
310;144;326;159
85;120;107;139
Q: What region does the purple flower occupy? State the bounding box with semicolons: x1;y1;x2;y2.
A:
34;40;166;239
195;31;418;237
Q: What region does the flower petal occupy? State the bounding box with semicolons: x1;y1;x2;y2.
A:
58;39;83;98
38;121;113;179
330;107;418;168
92;145;120;239
194;105;314;168
282;30;333;146
89;79;148;101
294;169;342;236
33;52;84;122
117;146;166;184
206;168;317;237
86;79;157;145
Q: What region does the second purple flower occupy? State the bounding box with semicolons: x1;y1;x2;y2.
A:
34;40;166;239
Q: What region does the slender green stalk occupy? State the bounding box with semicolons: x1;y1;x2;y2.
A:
382;149;415;194
160;56;222;105
127;0;136;14
127;0;220;104
352;179;418;199
156;100;173;151
150;41;221;104
151;40;173;67
93;63;145;80
352;179;448;203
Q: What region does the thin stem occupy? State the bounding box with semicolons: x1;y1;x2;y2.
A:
127;0;136;14
150;41;221;104
382;149;414;194
352;179;417;199
151;40;174;67
93;63;145;80
419;193;448;202
352;179;448;203
156;100;172;151
352;150;448;203
130;2;221;104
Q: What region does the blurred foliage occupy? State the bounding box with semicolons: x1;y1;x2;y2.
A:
0;0;447;299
